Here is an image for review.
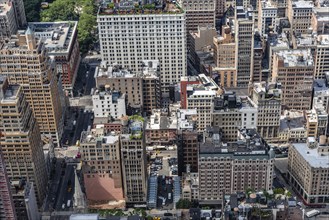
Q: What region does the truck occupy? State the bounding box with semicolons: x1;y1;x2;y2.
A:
67;200;71;207
168;193;172;200
73;120;76;126
305;209;320;218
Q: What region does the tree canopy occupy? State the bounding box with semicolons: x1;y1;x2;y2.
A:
24;0;41;22
40;0;97;53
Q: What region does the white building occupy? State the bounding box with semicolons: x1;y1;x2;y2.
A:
92;89;126;119
97;1;187;95
313;78;329;114
258;0;278;35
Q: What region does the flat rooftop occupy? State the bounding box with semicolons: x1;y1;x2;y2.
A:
317;35;329;45
276;49;314;67
291;0;314;8
96;62;139;78
98;1;183;16
0;85;20;103
199;128;269;157
28;21;78;55
292;143;329;168
279;110;305;131
146;110;177;130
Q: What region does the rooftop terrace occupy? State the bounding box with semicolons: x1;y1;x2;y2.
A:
98;0;183;16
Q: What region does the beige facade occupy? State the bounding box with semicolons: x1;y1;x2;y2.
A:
178;0;216;33
314;35;329;79
0;78;48;206
120;118;147;206
198;128;274;204
288;138;329;204
287;0;313;34
251;82;281;140
0;30;63;144
306;107;328;138
312;7;329;35
272;49;314;110
0;1;17;40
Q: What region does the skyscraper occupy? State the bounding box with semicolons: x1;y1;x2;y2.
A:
0;128;16;220
97;0;186;95
0;29;63;144
0;76;48;205
235;6;254;87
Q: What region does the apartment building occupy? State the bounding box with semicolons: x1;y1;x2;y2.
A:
187;87;216;132
97;0;186;95
0;146;16;220
28;22;80;94
177;0;216;32
314;35;329;79
258;0;278;35
92;89;126;119
145;109;177;145
0;77;48;206
0;1;17;40
278;110;306;142
235;6;254;87
251;82;281;140
313;79;329;113
213;25;237;88
312;6;329;35
0;29;63;144
198;127;274;204
141;60;161;115
120;117;147;206
80;125;123;189
272;49;314;110
212;92;258;142
176;109;199;175
287;137;329;204
95;62;160;115
287;0;313;34
253;34;265;82
180;76;200;109
306;106;328;138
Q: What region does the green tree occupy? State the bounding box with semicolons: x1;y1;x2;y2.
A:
24;0;41;21
273;188;285;195
176;199;191;209
41;0;78;22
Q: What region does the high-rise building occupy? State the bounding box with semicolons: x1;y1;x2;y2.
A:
251;82;281;140
272;49;314;110
287;0;313;34
95;61;161;115
287;137;329;204
0;77;48;206
198;127;274;205
213;24;237;88
177;0;216;32
215;0;226;17
8;0;26;28
28;21;80;95
0;29;64;144
212;91;258;141
0;1;17;40
120;117;147;206
252;33;265;82
0;142;16;220
314;35;329;79
258;0;278;35
97;1;186;95
235;6;254;87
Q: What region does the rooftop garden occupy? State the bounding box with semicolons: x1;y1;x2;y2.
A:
99;2;183;15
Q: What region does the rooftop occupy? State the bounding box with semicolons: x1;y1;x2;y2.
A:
98;0;184;16
317;35;329;45
279;110;305;131
177;109;197;130
146;109;177;130
213;91;257;111
292;142;329;168
0;85;20;103
28;21;78;55
80;126;120;144
253;82;282;100
142;60;160;78
199;127;270;157
291;0;314;8
276;49;314;67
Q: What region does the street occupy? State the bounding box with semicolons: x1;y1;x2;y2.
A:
54;164;75;211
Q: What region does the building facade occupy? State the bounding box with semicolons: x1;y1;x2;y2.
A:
251;82;281;140
0;30;64;144
97;1;186;95
287;138;329;204
287;0;313;34
0;1;17;40
28;21;80;95
0;78;48;206
198;127;274;204
272;49;314;110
